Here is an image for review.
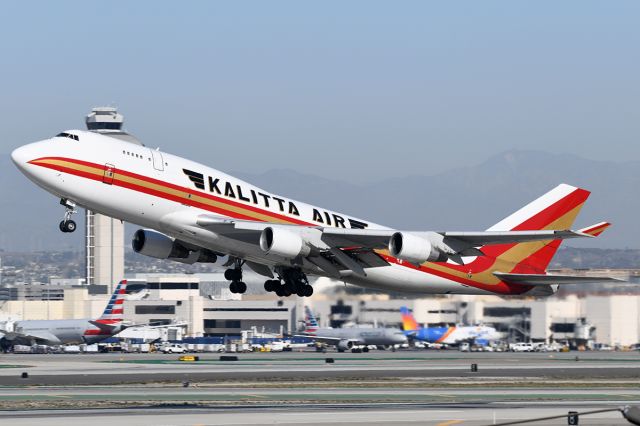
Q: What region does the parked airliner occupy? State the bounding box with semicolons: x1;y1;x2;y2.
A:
400;306;500;346
0;280;128;348
12;130;617;298
298;306;406;352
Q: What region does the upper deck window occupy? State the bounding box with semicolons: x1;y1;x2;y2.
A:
55;132;79;141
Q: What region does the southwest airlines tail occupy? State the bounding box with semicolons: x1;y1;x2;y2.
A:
484;184;609;275
400;306;420;332
304;306;319;335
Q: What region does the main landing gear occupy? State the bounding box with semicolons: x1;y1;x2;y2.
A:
264;267;314;298
59;199;77;233
224;258;247;294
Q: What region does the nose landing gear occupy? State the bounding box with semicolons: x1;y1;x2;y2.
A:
59;199;77;233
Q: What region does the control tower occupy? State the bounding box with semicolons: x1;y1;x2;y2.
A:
84;107;133;292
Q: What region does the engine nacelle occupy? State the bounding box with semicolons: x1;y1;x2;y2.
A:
259;227;311;258
132;229;218;264
337;340;354;351
132;229;190;260
388;232;448;264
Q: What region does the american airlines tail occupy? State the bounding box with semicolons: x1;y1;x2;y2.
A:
304;306;319;335
95;280;128;326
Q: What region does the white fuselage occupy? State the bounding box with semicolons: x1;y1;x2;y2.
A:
11;131;494;295
7;319;110;345
311;327;407;346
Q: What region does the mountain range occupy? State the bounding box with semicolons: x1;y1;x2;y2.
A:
1;150;637;251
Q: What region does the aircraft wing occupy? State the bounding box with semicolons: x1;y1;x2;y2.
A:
196;214;597;250
131;321;189;329
321;228;593;251
0;329;60;345
195;214;599;261
494;272;624;286
293;334;365;346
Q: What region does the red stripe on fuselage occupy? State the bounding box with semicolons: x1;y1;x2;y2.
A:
30;157;311;226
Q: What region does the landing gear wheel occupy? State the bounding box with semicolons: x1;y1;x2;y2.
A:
236;281;247;294
229;281;238;293
59;220;76;233
303;285;314;297
225;269;242;281
65;220;76;233
283;280;296;294
275;286;285;297
264;280;279;292
58;199;77;233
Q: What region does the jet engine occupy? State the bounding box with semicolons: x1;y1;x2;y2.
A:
388;232;448;264
259;226;311;258
336;340;354;352
131;229;217;264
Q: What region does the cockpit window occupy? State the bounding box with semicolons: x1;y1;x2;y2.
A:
55;132;79;141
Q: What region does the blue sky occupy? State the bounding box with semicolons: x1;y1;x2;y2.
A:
2;1;639;182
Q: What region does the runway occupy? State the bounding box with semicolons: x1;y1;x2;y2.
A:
0;350;639;425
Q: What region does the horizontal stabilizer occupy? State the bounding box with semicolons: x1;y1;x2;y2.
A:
494;272;624;286
578;222;611;237
89;320;120;333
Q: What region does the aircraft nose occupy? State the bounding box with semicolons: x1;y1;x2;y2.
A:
11;145;29;169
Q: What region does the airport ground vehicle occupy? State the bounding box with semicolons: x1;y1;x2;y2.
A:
162;344;186;354
510;342;535;352
12;130;617;298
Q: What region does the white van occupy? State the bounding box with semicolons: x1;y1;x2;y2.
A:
510;342;534;352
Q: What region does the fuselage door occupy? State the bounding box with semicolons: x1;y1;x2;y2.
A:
103;163;115;185
150;149;164;171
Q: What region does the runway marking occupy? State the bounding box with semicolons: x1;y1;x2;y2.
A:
436;420;463;426
243;394;268;399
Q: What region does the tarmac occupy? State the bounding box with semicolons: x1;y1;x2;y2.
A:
0;350;639;425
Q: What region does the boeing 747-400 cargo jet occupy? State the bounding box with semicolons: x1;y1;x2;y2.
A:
12;130;618;298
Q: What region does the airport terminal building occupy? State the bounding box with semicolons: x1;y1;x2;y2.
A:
2;272;640;347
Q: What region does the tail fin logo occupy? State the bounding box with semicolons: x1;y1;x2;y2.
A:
96;280;128;324
400;306;420;332
304;306;319;335
483;183;592;274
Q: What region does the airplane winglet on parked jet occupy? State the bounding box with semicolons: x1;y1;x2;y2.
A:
0;280;129;348
12;130;620;297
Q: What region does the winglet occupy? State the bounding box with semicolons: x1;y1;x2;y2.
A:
578;222;611;237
